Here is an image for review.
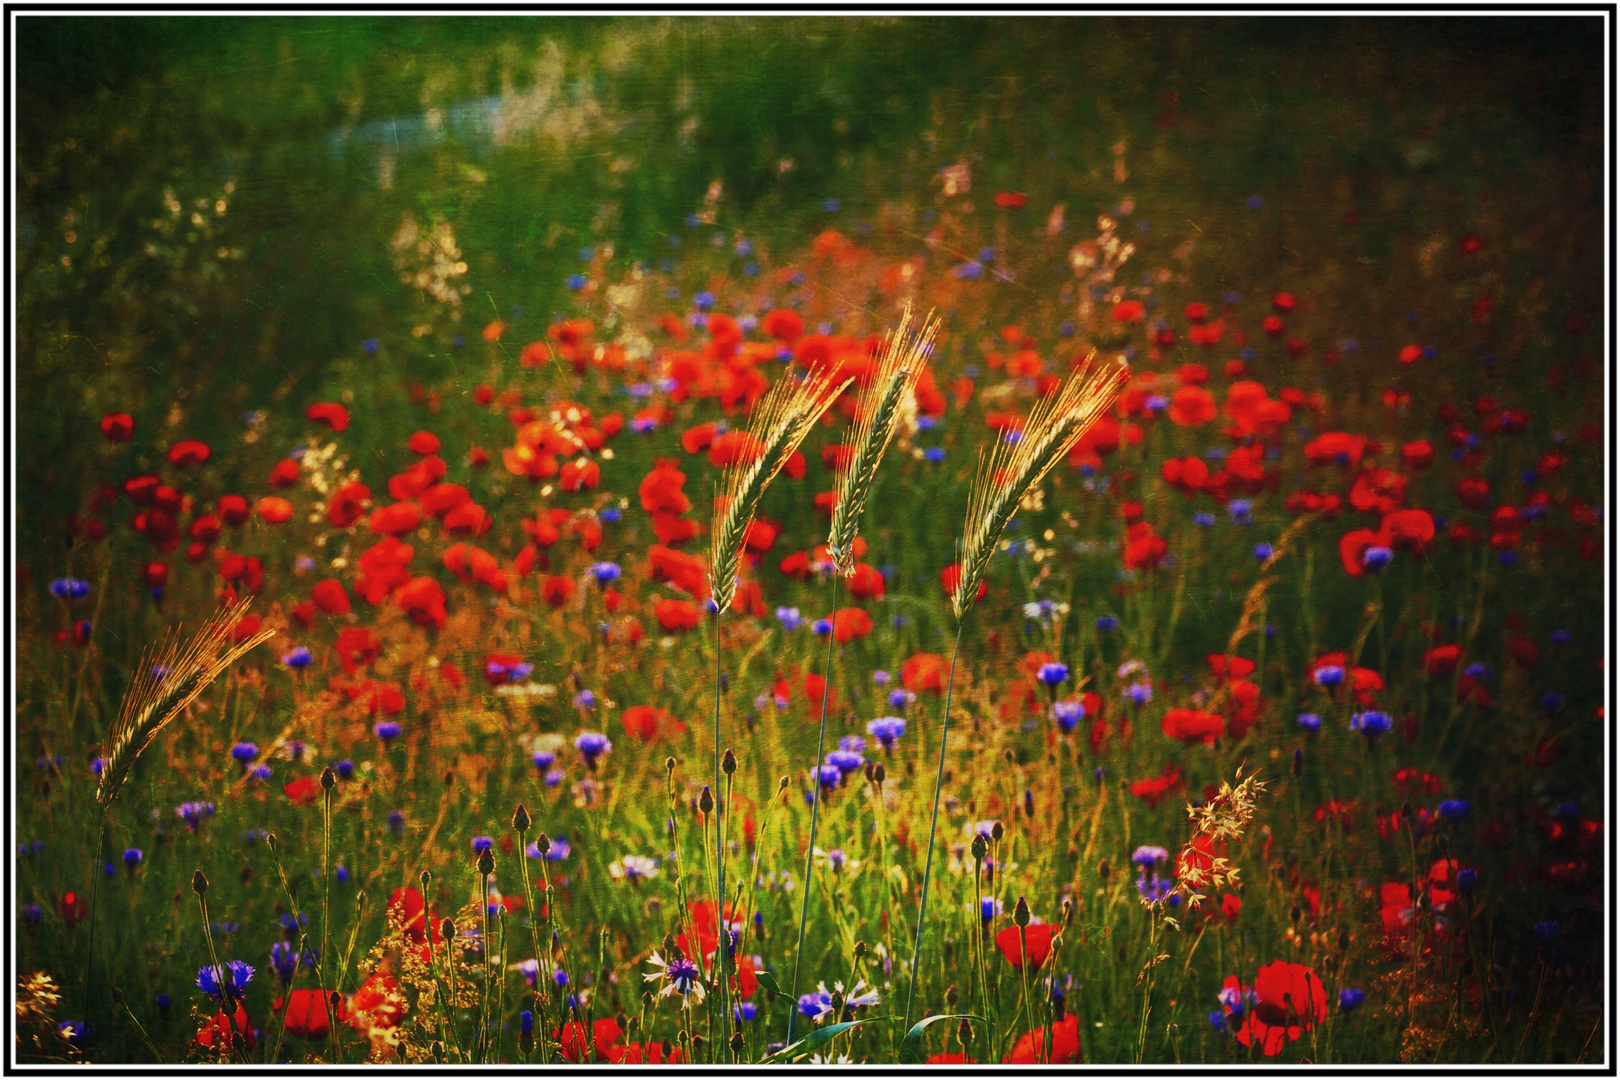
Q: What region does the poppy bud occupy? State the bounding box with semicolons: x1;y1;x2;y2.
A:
666;757;677;775
699;786;714;815
971;835;989;862
534;832;552;856
512;803;532;833
419;869;431;889
1003;748;1016;765
191;870;209;896
1062;899;1075;927
722;749;737;776
1024;789;1035;818
729;1029;745;1055
873;762;886;786
329;990;342;1012
689;1033;704;1053
1014;895;1031;927
945;983;959;1007
863;761;875;783
320;766;336;790
443;770;455;787
431;1041;444;1063
854;940;868;960
477;848;495;876
1337;928;1350;951
441;918;457;942
778;775;790;792
1400;801;1414;820
1098;858;1111;881
957;1019;973;1046
663;933;677;956
1290;904;1302;924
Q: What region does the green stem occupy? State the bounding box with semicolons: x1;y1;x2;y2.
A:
903;621;966;1033
711;608;729;1055
788;575;839;1045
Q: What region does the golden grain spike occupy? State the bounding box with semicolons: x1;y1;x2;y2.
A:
709;367;852;613
951;353;1130;619
828;303;938;576
95;597;275;808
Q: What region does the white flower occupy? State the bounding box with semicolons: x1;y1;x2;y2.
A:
609;855;659;881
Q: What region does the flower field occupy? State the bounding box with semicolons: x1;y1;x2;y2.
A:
13;16;1608;1067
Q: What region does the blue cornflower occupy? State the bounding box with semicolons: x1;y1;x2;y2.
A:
363;338;380;354
487;658;533;683
1124;681;1153;706
1456;868;1478;891
155;993;171;1015
816;764;842;789
175;802;214;830
1350;711;1392;738
887;688;915;709
1314;665;1345;689
1362;546;1393;571
797;991;831;1020
1053;700;1086;733
123;848;143;870
776;607;804;631
1095;615;1119;632
1463;662;1490;680
1297;712;1322;732
1550;629;1572;645
196;960;254;1002
924;447;946;464
864;716;907;752
472;837;494;854
734;1002;758;1022
1533;920;1561;942
812;618;833;636
230;742;258;763
1228;500;1253;525
1253;543;1275;562
281;646;312;669
269;941;316;983
387;809;406;838
374;720;401;742
278;912;308;937
1246;194;1264;210
1437;799;1471;821
916;415;938;431
1541;692;1565;714
590;561;622;585
826;750;864;775
545;769;565;788
573;690;597;710
22;904;41;925
601;507;621;523
1037;662;1069;687
1338;988;1365;1013
1132;846;1170;866
872;669;891;687
251;764;272;782
566;274;587;291
49;578;90;600
980;896;1003;920
694;291;716;311
521;1009;535;1036
1193;512;1216;527
575;732;613;765
822;198;841;213
334;760;354;780
532;751;556;771
58;1020;86;1044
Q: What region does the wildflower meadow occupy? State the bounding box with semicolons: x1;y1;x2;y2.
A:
11;15;1610;1068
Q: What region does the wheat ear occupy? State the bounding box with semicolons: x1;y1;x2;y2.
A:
95;597;276;807
952;354;1131;619
709;368;851;613
827;303;939;575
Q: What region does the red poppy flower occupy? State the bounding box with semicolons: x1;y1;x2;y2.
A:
655;598;704;632
283;775;321;805
558;1017;624;1062
255;496;294;524
762;308;804;342
832;607;873;644
1206;654;1256;680
347;971;406;1034
846;563;886;600
101;412;135;442
369;501;423;536
639;460;691;515
994;190;1027;209
647;545;709;599
306;402;350;432
939;563;987;604
608;1041;686;1064
277;988;346;1040
560;459;601;492
1003;1014;1080;1064
926;1053;977;1064
167;439;211;467
1111;300;1145;323
1168;385;1217;427
622;705;686;741
902;652;947;694
1231;961;1329;1056
196;1002;256;1053
1162;708;1224;743
994;923;1057;968
386;886;440;944
394;576;447;631
1161;456;1209;495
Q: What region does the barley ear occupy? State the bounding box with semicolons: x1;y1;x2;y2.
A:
709;368;851;613
952;354;1130;619
828;303;939;575
95;597;276;808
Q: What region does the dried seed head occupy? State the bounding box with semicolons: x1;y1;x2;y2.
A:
722;749;737;776
191;870;209;896
512;803;532;833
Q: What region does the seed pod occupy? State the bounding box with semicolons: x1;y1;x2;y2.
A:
443;769;455;787
478;848;496;876
722;749;737;776
1062;899;1075;927
863;761;876;784
1400;801;1414;821
191;869;209;896
329;990;343;1012
534;832;552;856
513;803;532;833
1003;748;1016;765
663;933;677;956
689;1033;705;1053
321;766;336;790
699;786;715;815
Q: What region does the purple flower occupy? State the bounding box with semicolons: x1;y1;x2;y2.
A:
1037;662;1069;687
1350;711;1392;738
1338;988;1365;1013
122;848;143;870
866;716;907;750
374;721;401;742
196;960;254;1002
281;646;312;669
575;732;612;764
175;801;214;830
1053;700;1086;733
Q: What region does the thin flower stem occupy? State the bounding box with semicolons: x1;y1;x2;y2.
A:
903;620;966;1033
711;607;729;1055
80;805;110;1031
788;573;839;1046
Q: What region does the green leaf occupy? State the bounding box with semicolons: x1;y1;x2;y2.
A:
752;969;792;999
759;1016;891;1063
898;1013;986;1064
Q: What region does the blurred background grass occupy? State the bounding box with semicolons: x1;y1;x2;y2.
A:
18;14;1602;551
